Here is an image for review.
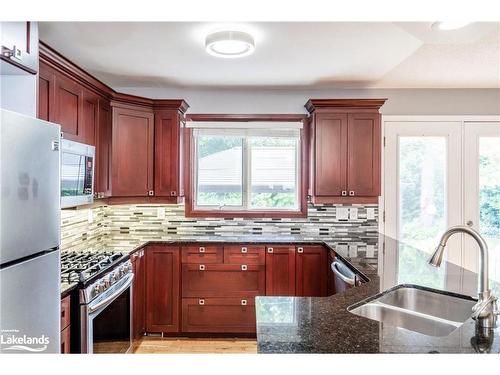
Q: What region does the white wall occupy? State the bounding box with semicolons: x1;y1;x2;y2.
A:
115;87;500;115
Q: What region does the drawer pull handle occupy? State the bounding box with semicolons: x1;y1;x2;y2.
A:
241;264;247;271
349;191;355;196
199;299;205;305
297;247;303;253
241;299;247;306
267;247;273;253
199;264;205;271
341;190;347;196
241;247;247;253
199;247;205;253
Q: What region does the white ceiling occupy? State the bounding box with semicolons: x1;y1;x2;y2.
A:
38;22;500;89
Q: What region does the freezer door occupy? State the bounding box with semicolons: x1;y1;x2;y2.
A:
0;250;60;353
0;109;61;264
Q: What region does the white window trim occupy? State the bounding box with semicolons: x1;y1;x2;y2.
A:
192;132;301;212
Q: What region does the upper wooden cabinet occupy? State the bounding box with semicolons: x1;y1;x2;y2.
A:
306;99;386;204
95;100;112;198
153;101;189;202
111;105;154;197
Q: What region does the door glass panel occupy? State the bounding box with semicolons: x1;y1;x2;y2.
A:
478;137;500;295
397;137;447;288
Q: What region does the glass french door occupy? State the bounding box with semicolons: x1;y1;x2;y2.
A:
383;122;462;291
464;122;500;297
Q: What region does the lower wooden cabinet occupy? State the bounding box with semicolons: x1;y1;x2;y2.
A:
265;246;296;296
181;297;256;333
296;245;328;297
132;249;146;340
60;295;71;353
60;325;71;354
145;245;180;333
182;263;265;298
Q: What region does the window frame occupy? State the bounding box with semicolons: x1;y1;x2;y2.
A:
184;114;309;218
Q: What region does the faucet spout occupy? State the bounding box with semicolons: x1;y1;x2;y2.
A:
428;225;497;327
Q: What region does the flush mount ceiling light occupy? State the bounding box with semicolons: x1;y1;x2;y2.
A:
432;21;471;31
205;30;255;58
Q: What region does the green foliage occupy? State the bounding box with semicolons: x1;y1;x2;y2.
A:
251;193;296;208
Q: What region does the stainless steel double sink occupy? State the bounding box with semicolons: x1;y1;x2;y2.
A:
348;285;477;337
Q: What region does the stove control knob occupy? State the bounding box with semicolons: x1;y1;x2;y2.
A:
98;281;106;292
93;284;100;296
110;273;117;283
104;278;111;288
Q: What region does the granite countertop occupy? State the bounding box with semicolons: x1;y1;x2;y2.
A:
255;234;500;354
60;234;500;353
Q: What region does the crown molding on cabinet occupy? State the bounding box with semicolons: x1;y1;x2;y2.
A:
305;99;387;113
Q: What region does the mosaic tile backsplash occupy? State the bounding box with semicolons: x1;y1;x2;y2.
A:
61;203;379;252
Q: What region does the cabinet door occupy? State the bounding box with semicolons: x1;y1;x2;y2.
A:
111;107;154;197
132;250;146;340
265;246;296;296
347;113;381;197
60;325;71;354
154;110;181;199
314;113;348;196
82;90;98;146
182;297;256;333
145;245;180;333
223;245;265;265
55;73;84;142
95;100;111;197
296;245;327;296
38;63;55;121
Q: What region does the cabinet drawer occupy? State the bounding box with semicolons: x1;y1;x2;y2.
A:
61;295;71;330
182;297;256;333
182;264;265;297
181;245;223;264
224;245;265;265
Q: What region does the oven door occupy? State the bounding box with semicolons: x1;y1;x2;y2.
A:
61;139;95;208
81;273;134;354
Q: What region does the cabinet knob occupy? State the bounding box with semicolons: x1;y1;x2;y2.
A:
170;191;177;196
241;264;247;271
297;247;303;253
199;299;205;305
199;264;205;271
199;247;205;253
241;299;247;306
349;191;355;196
267;247;273;253
148;190;154;196
241;247;247;253
341;191;347;196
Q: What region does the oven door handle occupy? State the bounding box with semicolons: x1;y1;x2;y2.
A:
331;261;356;286
88;273;134;315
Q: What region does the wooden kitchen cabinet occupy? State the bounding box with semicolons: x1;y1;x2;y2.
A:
54;72;84;142
60;295;71;353
182;263;265;298
131;249;146;341
181;297;256;333
296;245;328;296
111;105;154;197
181;245;223;264
82;89;99;146
153;102;189;202
265;245;296;296
38;63;55;121
224;244;265;265
305;99;386;204
145;245;181;333
94;99;112;198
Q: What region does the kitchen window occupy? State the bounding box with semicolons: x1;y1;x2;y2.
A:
185;116;307;217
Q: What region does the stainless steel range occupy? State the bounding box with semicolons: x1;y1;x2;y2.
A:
61;250;134;354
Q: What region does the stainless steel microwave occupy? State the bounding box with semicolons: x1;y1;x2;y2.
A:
61;139;95;208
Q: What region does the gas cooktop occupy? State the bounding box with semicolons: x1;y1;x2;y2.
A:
60;250;127;285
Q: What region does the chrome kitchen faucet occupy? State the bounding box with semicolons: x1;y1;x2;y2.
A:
429;225;499;328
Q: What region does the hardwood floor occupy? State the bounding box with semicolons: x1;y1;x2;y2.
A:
133;337;258;354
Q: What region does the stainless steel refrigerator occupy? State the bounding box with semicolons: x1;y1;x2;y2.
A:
0;109;61;353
